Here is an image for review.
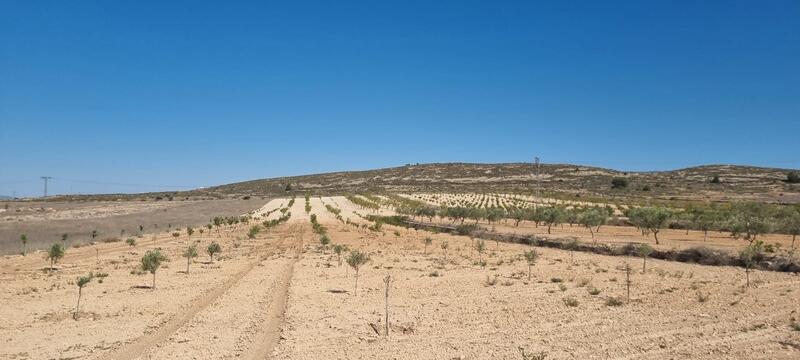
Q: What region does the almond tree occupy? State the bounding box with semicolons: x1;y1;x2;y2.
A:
346;250;369;296
74;273;93;319
627;207;672;245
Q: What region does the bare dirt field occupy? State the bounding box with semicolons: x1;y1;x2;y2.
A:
1;196;799;359
0;199;265;255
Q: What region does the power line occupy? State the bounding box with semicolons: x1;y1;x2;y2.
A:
49;177;197;190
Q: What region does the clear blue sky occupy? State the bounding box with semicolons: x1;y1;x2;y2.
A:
1;1;798;197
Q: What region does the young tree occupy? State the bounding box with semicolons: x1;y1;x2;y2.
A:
563;239;579;263
183;245;198;273
739;241;764;288
624;263;632;301
383;274;392;336
637;243;653;273
186;227;194;236
524;249;538;281
141;249;167;290
74;273;94;320
423;237;432;255
440;241;449;261
47;243;65;270
333;244;345;265
20;234;27;256
61;233;69;248
475;239;486;264
728;203;772;243
139;224;144;233
91;230;98;241
346;250;370;296
126;238;137;247
207;242;222;263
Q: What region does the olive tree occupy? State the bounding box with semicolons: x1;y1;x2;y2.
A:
346;250;370;296
637;243;653;273
524;249;538;281
739;241;764;288
578;208;607;240
74;273;93;319
20;234;27;256
541;206;565;234
183;245;198;273
141;249;167;290
333;244;345;265
47;243;65;270
207;242;222;263
423;237;432;254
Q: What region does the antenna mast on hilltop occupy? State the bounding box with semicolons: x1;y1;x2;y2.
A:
41;176;52;198
533;157;540;209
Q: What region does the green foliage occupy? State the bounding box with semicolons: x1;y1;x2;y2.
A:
728;203;772;242
126;238;137;247
611;177;628;189
183;245;198;273
141;249;167;274
346;250;370;296
319;234;331;246
626;207;673;244
141;249;167;289
47;243;65;268
248;225;261;239
207;242;222;262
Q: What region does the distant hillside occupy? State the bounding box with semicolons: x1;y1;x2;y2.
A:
194;163;800;204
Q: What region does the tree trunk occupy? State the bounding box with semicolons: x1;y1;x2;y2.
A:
186;256;191;274
74;287;82;320
384;276;390;336
547;224;552;234
152;272;156;290
703;230;708;242
528;265;531;282
642;257;647;273
653;231;660;245
354;271;359;296
792;234;796;250
745;267;750;288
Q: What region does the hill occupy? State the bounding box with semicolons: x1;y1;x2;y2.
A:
195;163;800;204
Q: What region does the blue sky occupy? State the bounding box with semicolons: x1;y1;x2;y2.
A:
1;1;798;196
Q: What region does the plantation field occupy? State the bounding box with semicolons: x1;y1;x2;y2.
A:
0;198;265;255
1;196;799;359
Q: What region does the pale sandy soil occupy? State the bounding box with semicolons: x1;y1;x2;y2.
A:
1;196;799;359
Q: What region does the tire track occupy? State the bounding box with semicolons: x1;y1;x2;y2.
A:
240;223;305;359
99;226;298;360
